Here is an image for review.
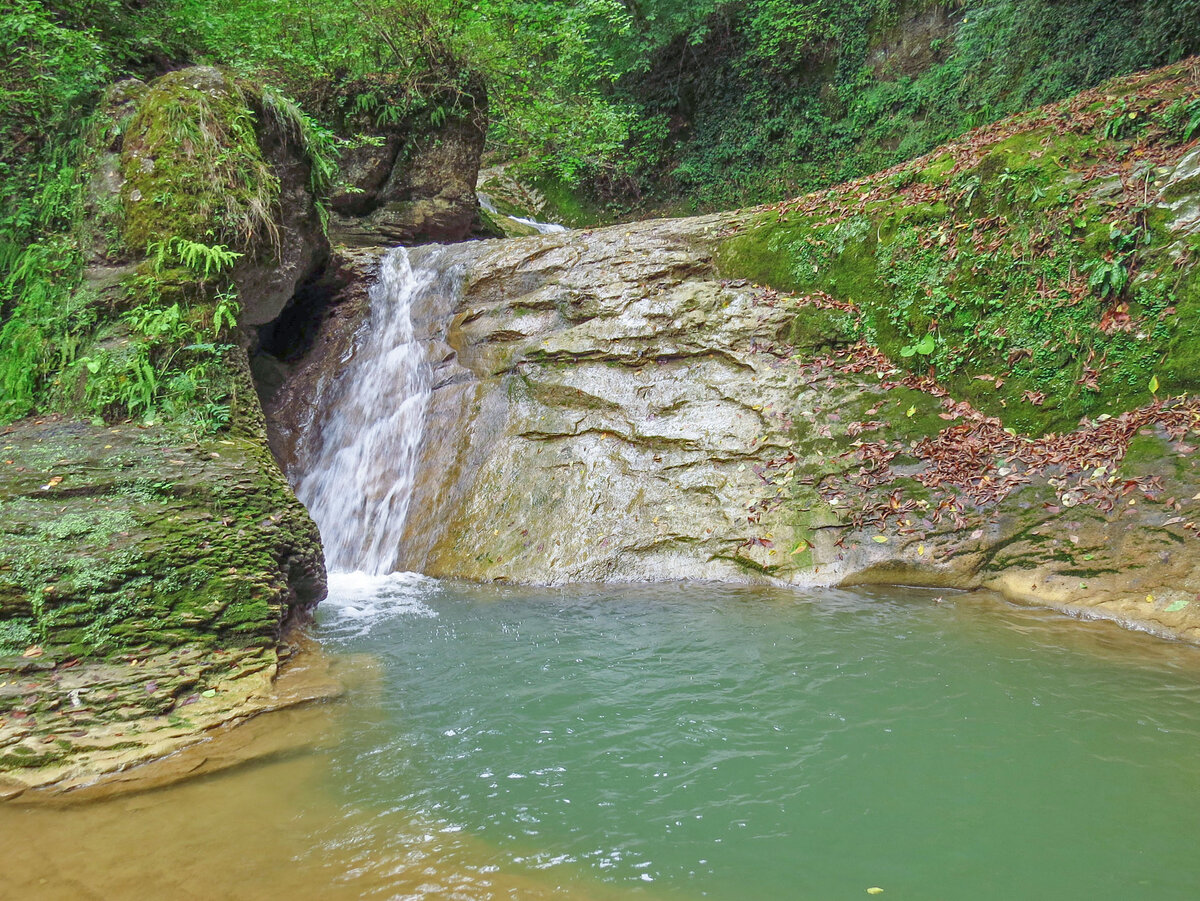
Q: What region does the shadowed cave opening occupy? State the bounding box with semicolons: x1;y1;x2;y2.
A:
249;260;345;410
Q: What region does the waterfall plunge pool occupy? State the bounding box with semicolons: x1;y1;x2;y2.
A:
5;576;1200;899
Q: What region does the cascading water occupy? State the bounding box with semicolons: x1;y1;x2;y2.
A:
296;203;568;575
478;193;568;234
295;246;452;574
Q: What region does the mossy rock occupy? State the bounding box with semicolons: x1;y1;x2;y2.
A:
0;417;325;659
120;67;278;255
716;60;1200;436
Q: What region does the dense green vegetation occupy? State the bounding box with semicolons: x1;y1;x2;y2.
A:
2;0;1199;427
614;0;1200;209
719;61;1200;434
450;0;1200;212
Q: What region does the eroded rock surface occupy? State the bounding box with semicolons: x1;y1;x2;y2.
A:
328;102;487;247
279;198;1200;641
0;412;327;794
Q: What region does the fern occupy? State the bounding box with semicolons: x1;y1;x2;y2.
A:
146;237;242;279
212;287;241;338
172;238;242;279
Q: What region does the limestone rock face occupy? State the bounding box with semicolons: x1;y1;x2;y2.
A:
235;90;330;327
275;196;1200;642
395;217;804;585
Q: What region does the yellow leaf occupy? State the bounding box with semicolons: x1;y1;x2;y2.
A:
918;544;925;556
872;535;890;543
868;889;884;896
1149;375;1160;394
906;405;916;418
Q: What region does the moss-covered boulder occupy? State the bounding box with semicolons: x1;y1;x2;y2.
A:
0;65;335;792
0;406;328;796
0;418;323;659
118;66;328;327
321;72;489;246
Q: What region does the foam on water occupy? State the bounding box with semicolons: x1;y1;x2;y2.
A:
322;571;440;636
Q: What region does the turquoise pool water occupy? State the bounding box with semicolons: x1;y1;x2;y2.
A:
6;577;1200;900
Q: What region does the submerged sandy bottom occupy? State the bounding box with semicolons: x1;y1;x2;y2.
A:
0;718;610;901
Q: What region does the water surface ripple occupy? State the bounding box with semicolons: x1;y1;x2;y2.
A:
7;581;1200;900
314;578;1200;900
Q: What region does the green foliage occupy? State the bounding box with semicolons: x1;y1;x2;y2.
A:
190;0;469;95
627;0;1200;209
1160;94;1200;141
900;334;936;358
0;1;111;420
466;0;1199;209
718;83;1197;435
77;235;243;428
260;87;339;194
0;618;37;656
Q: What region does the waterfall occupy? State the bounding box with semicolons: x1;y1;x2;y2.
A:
294;246;453;575
477;193;568;234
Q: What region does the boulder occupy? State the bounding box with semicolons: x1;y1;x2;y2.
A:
330;107;488;246
116;66;328;327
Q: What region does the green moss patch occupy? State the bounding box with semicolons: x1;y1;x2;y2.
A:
0;418;323;659
120;68;279;256
719;61;1200;436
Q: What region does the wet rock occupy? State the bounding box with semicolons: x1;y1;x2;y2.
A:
0;638;343;798
274;205;1200;642
261;247;379;472
330;108;487;246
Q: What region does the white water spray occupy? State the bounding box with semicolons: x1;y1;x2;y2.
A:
295;246;447;574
